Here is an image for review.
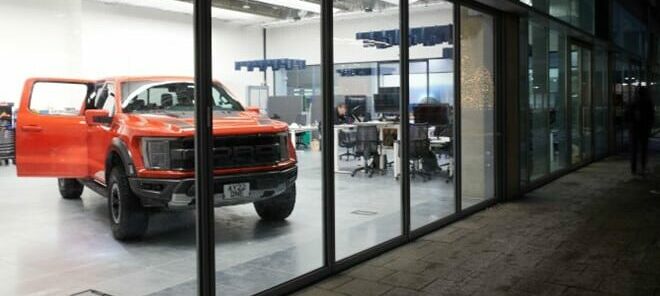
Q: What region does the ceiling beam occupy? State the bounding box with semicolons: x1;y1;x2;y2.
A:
300;0;395;12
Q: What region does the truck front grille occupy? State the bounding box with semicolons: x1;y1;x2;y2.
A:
170;133;288;170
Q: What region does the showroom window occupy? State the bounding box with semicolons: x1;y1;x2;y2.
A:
2;0;506;295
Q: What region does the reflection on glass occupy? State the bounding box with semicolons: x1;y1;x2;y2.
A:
593;48;608;158
549;29;569;172
569;44;592;164
528;21;550;180
333;2;402;260
460;6;496;209
521;0;595;34
408;0;455;229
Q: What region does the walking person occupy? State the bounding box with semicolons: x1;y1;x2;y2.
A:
625;86;655;176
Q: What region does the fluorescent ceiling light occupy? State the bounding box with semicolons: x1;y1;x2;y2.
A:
93;0;269;21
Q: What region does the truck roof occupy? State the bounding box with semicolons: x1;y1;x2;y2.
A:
104;76;194;83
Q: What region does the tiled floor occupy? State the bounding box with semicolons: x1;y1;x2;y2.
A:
296;155;660;296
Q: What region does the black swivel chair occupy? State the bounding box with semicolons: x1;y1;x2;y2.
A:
351;125;384;178
408;123;432;181
161;93;173;108
338;129;357;160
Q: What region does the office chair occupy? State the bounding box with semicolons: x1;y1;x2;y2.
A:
413;104;453;183
338;129;357;160
351;125;385;178
409;123;432;182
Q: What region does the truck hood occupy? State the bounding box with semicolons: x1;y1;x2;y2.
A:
122;111;288;136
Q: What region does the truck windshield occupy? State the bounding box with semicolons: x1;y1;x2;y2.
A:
121;81;243;113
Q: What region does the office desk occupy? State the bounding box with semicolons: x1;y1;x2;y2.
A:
289;125;317;151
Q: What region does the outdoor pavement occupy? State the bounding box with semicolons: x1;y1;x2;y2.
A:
295;154;660;296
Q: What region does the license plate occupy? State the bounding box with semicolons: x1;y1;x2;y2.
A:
223;182;250;200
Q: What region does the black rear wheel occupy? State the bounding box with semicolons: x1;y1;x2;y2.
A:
108;166;149;240
58;178;84;199
254;184;296;221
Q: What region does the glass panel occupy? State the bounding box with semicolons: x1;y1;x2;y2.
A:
1;0;197;295
550;0;571;23
569;44;592;164
593;47;608;158
460;7;496;209
614;57;631;152
582;48;592;160
569;45;582;164
408;1;455;230
528;21;550;180
521;0;595;34
209;2;324;295
549;29;569;172
333;1;402;260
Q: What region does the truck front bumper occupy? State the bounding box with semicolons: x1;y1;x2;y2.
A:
128;166;297;209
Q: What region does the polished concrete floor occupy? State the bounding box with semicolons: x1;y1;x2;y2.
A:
0;150;472;296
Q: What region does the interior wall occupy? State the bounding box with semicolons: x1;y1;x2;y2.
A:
0;0;83;103
0;0;264;105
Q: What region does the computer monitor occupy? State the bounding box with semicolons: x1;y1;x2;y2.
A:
413;103;450;126
374;87;400;114
345;95;367;118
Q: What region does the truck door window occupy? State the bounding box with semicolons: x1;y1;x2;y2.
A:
30;82;89;116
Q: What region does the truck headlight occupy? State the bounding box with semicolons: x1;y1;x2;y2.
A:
142;138;171;169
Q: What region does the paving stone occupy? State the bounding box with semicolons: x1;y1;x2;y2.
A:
317;274;354;290
379;271;436;290
382;287;433;296
344;264;396;281
292;287;346;296
334;278;394;296
382;257;432;274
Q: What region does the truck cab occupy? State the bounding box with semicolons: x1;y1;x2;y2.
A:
15;77;297;240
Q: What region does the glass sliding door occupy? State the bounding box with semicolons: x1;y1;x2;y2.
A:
208;2;324;295
333;1;402;260
408;0;456;230
460;6;496;209
569;43;592;165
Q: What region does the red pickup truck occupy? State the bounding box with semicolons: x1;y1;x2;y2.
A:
16;77;297;240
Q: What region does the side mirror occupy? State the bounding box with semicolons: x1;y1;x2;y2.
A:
85;109;112;125
246;106;260;114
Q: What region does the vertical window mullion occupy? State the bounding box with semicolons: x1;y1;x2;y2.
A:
321;0;336;270
193;0;215;295
399;0;411;237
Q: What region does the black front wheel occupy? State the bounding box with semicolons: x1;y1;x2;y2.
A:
254;184;296;221
58;178;84;199
107;167;149;240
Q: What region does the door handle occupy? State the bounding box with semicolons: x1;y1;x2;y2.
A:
21;125;43;132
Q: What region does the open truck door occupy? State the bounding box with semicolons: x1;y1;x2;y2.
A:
16;78;94;177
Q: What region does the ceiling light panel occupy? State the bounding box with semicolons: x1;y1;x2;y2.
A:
92;0;267;21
